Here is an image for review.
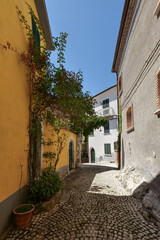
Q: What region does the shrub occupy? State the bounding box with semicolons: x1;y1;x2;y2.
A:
26;167;63;204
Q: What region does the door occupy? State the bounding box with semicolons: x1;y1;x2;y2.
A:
91;148;95;163
69;141;73;170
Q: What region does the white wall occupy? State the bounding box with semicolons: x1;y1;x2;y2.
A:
88;86;118;163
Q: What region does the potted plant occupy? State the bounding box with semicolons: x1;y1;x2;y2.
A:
13;204;34;228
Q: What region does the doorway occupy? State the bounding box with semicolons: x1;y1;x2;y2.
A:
69;141;74;171
91;148;95;163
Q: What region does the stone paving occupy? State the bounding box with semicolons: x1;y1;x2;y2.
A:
5;165;160;240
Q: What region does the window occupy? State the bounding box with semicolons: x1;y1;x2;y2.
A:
31;15;40;50
104;144;111;155
155;68;160;116
126;104;134;133
104;121;110;134
118;72;122;96
103;99;109;108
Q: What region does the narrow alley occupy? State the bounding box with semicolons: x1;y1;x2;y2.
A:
5;165;160;240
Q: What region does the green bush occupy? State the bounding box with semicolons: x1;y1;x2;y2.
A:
26;167;63;204
16;205;33;213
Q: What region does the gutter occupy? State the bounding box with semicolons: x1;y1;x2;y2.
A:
118;0;141;74
34;0;54;50
112;0;130;73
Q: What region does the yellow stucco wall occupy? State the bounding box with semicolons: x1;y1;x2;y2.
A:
0;0;39;203
43;122;77;171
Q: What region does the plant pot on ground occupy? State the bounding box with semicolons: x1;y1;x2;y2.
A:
13;204;34;228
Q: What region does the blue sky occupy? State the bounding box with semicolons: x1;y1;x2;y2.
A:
45;0;125;96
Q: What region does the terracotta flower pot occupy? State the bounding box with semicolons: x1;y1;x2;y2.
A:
13;204;34;228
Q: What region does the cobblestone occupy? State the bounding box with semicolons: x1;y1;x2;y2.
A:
5;166;160;239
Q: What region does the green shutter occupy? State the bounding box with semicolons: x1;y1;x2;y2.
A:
103;99;109;108
104;121;110;133
104;144;111;154
31;15;40;50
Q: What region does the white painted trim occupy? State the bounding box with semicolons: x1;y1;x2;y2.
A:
154;108;160;116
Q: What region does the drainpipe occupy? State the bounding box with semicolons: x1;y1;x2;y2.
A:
116;73;121;170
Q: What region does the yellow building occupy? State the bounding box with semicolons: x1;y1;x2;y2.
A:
43;122;77;175
0;0;77;235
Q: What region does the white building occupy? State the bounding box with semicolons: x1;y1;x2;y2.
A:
88;85;118;163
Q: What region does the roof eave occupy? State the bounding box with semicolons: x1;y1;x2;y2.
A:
34;0;54;50
112;0;130;73
93;84;117;98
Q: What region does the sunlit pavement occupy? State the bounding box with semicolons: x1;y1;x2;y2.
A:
5;166;160;240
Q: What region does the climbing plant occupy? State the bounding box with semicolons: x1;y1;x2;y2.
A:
0;2;108;179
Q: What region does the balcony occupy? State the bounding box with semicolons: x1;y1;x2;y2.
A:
96;107;117;118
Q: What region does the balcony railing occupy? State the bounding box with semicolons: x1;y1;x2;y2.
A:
96;107;117;118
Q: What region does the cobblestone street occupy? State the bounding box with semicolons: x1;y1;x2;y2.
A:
5;166;160;240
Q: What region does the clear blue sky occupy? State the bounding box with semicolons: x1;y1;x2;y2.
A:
45;0;125;96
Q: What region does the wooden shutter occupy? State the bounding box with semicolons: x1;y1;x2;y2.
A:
31;15;40;50
104;121;110;133
104;144;111;154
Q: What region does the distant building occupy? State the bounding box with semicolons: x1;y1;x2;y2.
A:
88;85;118;163
112;0;160;179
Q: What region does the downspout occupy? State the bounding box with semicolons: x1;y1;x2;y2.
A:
116;73;120;170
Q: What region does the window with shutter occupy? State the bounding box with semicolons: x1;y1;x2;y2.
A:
31;15;40;50
103;99;109;109
104;121;110;133
104;144;111;154
155;68;160;116
126;104;134;133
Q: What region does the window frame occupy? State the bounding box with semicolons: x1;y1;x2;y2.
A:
103;99;109;109
154;68;160;116
104;121;110;134
126;104;134;133
104;143;111;156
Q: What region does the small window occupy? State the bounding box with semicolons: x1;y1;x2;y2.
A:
104;121;110;133
126;104;134;133
103;99;109;108
118;72;122;96
31;15;40;50
104;143;111;154
155;68;160;116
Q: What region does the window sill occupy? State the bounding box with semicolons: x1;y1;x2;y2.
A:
126;126;134;133
154;1;160;16
104;132;110;135
154;109;160;116
104;154;112;157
